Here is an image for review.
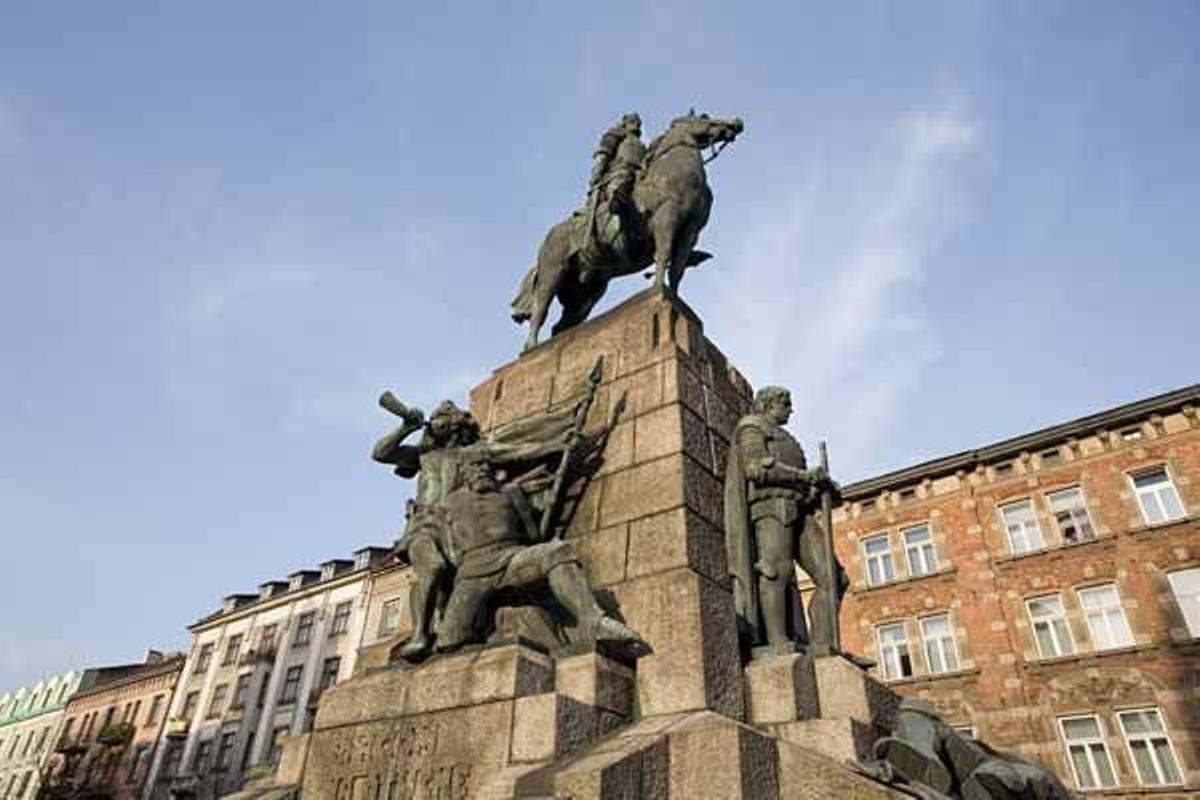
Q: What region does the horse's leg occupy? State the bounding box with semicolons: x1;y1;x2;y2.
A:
668;225;700;292
523;257;560;353
650;202;679;289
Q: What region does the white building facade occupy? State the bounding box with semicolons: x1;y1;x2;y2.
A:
0;669;84;800
141;547;390;799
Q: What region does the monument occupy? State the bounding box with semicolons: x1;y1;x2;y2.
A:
244;112;1069;799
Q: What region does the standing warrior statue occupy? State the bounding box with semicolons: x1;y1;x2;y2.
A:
723;386;850;657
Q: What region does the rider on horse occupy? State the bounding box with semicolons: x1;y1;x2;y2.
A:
581;113;646;280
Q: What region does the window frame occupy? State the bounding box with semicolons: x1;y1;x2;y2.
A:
862;533;897;587
222;634;243;667
1057;714;1119;790
279;666;303;705
876;621;913;681
1166;567;1200;638
292;612;317;648
379;598;402;635
1077;584;1134;651
329;601;352;637
1129;466;1186;526
999;498;1046;556
1117;708;1184;787
193;643;214;674
919;613;959;675
902;523;938;578
1026;594;1075;659
1045;486;1096;544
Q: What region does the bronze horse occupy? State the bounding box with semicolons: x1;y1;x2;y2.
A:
512;112;744;352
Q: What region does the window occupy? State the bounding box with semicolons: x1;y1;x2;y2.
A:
259;624;279;651
130;700;142;725
293;612;316;647
1120;426;1143;442
101;706;115;730
193;643;214;674
877;622;912;680
146;694;163;726
1078;584;1133;650
1000;500;1045;555
897;487;917;503
256;671;272;708
1047;487;1095;544
920;614;959;675
1027;595;1074;658
863;535;896;587
222;634;243;666
268;726;289;764
193;739;212;773
1059;715;1118;790
1040;447;1062;467
318;657;341;692
232;674;252;709
380;599;402;634
61;716;75;744
330;602;352;636
279;666;303;704
1118;709;1182;786
902;524;938;577
181;691;200;721
1167;568;1200;637
1131;468;1185;525
215;731;237;772
206;684;228;719
128;743;150;781
163;743;183;777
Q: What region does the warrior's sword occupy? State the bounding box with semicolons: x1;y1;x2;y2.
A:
819;441;841;653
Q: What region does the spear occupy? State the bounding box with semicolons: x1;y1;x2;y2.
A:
819;441;841;653
540;356;604;541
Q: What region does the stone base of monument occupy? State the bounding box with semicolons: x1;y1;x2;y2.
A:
745;653;901;765
299;642;640;799
297;290;915;798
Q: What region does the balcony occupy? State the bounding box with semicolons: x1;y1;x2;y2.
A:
164;717;190;738
239;644;277;666
96;721;136;747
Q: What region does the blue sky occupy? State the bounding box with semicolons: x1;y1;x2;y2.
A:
1;2;1197;689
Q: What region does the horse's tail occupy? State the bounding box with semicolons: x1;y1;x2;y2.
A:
511;263;539;323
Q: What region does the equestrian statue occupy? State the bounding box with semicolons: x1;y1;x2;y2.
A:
511;110;744;352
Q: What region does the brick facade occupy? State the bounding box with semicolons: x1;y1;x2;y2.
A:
832;386;1200;797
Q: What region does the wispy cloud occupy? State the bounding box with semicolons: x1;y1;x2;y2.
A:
704;104;981;477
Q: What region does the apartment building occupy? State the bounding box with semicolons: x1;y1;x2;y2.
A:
831;384;1200;797
40;652;184;800
141;546;390;799
0;670;84;800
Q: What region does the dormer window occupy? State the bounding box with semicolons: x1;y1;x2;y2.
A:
289;575;304;591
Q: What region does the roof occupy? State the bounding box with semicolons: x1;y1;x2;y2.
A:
842;383;1200;500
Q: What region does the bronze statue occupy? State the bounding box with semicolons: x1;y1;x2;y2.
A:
372;360;642;660
436;456;646;653
864;699;1072;800
371;394;574;659
512;111;744;352
724;386;848;657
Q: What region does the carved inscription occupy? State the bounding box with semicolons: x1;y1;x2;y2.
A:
309;717;485;799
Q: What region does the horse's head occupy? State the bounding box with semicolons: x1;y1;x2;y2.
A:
667;110;744;150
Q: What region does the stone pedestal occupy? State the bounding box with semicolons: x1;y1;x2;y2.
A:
301;643;635;799
295;289;914;798
470;287;752;720
745;653;899;766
